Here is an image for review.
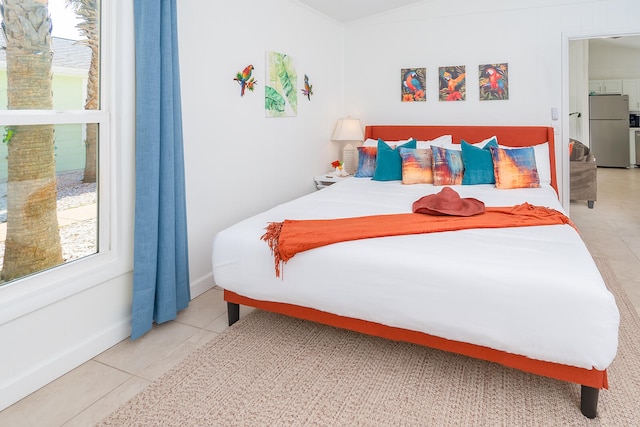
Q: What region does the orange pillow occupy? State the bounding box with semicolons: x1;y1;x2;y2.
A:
399;147;433;184
489;146;540;189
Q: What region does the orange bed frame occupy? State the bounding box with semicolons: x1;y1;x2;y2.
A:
224;125;605;418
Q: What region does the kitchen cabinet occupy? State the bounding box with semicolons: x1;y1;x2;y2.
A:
623;79;640;111
589;79;623;94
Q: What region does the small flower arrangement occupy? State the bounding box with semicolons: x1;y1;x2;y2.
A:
331;160;347;177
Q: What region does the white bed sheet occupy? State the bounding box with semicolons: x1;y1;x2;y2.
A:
212;178;620;370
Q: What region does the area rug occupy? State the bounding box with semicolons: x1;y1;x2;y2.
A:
99;257;640;426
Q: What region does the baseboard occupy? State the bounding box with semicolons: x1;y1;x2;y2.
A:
0;317;131;411
190;272;215;299
1;276;215;411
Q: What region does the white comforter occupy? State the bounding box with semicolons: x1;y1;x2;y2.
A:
212;178;620;370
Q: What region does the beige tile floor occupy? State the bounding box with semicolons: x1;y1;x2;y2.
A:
1;167;639;426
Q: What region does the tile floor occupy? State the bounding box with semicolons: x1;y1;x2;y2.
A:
1;167;639;426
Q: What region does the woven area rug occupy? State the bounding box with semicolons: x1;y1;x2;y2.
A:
99;257;640;426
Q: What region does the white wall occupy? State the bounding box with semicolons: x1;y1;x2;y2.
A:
341;0;640;205
177;0;344;294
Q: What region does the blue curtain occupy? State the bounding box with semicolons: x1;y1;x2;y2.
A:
131;0;190;340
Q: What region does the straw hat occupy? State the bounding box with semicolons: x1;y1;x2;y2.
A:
412;187;485;216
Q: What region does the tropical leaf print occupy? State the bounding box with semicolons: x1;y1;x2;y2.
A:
265;51;297;116
265;86;285;113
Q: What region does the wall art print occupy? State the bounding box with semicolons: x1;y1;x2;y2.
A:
401;68;426;102
439;66;466;101
265;51;297;117
479;63;508;101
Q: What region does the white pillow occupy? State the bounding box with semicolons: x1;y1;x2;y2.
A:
533;142;551;186
471;135;498;148
416;135;453;149
363;137;413;147
434;142;461;151
437;135;498;151
498;142;551;186
362;138;378;147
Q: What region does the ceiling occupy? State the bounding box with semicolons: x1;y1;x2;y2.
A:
296;0;424;22
588;35;640;50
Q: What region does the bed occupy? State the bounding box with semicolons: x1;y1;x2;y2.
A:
212;125;620;418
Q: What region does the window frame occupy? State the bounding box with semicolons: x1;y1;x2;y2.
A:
0;1;134;325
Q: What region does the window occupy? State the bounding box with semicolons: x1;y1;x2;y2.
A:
0;0;105;284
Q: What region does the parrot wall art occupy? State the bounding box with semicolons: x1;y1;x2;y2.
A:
301;74;313;100
401;68;426;102
439;66;466;101
479;63;509;100
234;64;257;97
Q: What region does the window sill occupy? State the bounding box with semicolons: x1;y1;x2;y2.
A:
0;248;131;326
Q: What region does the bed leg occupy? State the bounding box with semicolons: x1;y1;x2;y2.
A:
227;302;240;326
580;385;599;419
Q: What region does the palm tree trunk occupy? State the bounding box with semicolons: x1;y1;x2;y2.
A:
65;0;99;183
1;0;63;281
81;20;99;183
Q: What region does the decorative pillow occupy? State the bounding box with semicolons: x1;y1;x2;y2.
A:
461;139;498;185
489;146;540;189
355;146;378;177
372;139;417;181
431;145;464;185
416;135;453;149
399;147;433;184
499;142;551;186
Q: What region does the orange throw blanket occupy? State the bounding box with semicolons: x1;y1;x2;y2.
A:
261;203;576;277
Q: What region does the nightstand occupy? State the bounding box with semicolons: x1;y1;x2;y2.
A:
314;174;350;190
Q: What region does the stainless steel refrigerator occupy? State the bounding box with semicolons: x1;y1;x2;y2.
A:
589;94;630;167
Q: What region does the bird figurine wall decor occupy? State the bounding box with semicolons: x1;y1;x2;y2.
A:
301;74;313;100
234;64;257;97
401;68;426;102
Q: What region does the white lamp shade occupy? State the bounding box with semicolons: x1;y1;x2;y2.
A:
331;118;364;142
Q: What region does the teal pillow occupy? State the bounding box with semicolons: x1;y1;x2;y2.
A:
461;138;498;185
372;138;417;181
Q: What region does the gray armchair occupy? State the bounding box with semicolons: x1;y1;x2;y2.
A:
569;139;597;208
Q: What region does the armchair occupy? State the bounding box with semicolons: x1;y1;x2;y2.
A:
569;139;597;209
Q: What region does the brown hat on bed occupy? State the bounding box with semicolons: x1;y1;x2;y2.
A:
412;187;485;216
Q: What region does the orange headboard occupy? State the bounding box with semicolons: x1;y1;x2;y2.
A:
364;125;557;194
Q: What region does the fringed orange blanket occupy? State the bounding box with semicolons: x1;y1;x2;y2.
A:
261;203;576;277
